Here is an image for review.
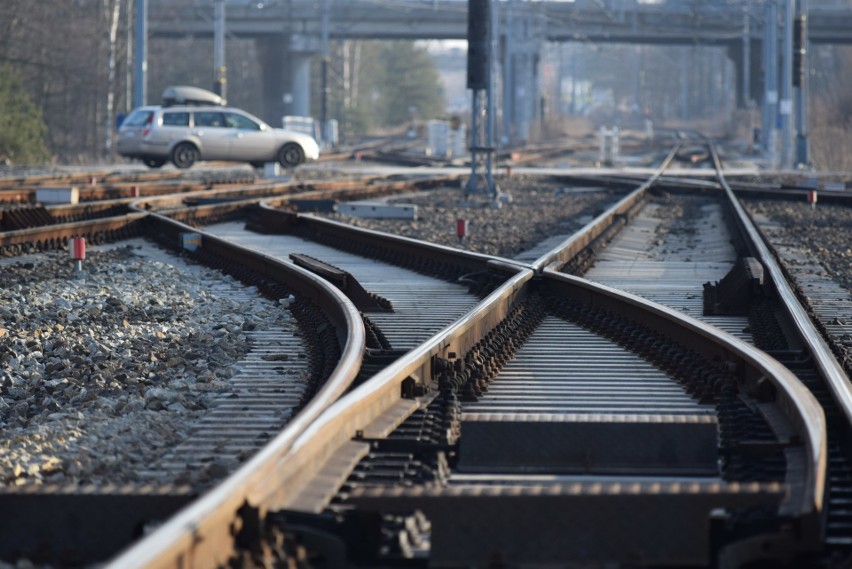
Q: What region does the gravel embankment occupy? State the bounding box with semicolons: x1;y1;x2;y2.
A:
745;199;852;292
323;176;623;258
0;244;294;487
744;197;852;369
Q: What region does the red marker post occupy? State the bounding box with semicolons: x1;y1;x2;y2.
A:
456;219;468;244
808;190;817;210
70;237;86;276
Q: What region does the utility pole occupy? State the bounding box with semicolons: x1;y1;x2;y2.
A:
742;7;751;106
213;0;227;100
501;0;513;145
485;0;497;183
781;0;794;168
681;47;689;120
133;0;147;108
321;0;330;146
763;0;778;166
794;0;809;167
632;2;639;115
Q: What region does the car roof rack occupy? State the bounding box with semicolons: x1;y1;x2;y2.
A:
162;85;226;107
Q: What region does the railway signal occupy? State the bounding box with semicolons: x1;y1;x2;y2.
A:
793;15;807;88
69;237;86;276
465;0;498;200
457;218;469;243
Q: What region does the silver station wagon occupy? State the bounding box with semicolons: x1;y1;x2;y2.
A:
117;87;319;169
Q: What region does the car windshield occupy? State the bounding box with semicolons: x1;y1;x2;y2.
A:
123;109;153;128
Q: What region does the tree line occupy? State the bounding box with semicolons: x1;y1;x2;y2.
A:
0;0;445;166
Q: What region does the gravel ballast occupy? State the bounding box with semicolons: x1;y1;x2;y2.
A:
743;197;852;373
323;176;623;258
0;244;296;487
745;198;852;292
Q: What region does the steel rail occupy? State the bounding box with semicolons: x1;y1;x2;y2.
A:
46;197;136;221
256;203;524;275
267;265;533;513
529;143;829;520
532;142;682;273
0;169;184;191
103;211;367;569
135;175;457;216
541;269;826;517
103;146;831;566
225;257;825;559
0;177;253;204
0;174;458;254
710;144;852;438
106;209;527;568
0;213;147;249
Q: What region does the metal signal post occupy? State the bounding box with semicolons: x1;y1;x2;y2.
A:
794;0;809;167
465;0;498;200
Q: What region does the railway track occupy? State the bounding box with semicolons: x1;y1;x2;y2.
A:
3;150;852;566
0;223;364;565
98;144;847;568
0;170;510;565
0;169;261;205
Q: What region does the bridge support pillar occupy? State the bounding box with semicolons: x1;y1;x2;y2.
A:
728;41;763;110
508;48;539;145
256;34;316;127
289;50;312;119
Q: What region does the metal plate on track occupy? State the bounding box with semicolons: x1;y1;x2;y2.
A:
457;412;719;475
348;481;786;568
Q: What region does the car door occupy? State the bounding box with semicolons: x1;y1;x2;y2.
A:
156;110;191;150
191;111;231;160
223;111;275;162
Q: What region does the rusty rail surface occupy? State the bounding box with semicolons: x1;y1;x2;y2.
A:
0;169;185;191
0;174;456;257
0;214;147;254
0;177;256;204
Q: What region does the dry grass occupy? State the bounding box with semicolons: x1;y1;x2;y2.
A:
810;126;852;172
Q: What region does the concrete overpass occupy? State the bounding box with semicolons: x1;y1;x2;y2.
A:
150;1;852;45
147;0;852;153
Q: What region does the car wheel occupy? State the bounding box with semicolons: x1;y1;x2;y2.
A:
171;142;199;169
143;158;166;169
277;143;304;168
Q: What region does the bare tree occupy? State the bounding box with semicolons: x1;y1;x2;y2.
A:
104;0;122;159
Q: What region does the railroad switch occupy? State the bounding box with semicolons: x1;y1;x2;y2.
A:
290;253;393;312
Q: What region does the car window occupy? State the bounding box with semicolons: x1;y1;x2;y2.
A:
123;110;153;127
194;111;227;128
162;111;190;127
224;112;261;131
